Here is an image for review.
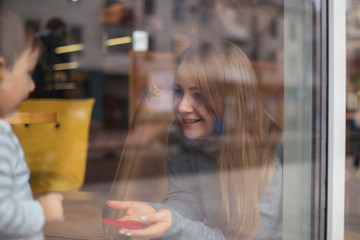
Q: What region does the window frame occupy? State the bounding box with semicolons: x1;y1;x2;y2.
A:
327;0;346;239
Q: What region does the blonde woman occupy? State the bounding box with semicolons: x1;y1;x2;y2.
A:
108;40;283;240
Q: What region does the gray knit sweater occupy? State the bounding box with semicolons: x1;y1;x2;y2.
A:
149;124;283;240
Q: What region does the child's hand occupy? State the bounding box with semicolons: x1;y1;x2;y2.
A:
37;192;64;223
107;201;172;239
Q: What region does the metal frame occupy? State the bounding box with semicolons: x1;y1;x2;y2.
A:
327;0;346;239
311;0;328;239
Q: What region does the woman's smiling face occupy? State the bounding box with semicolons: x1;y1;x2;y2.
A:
173;62;216;140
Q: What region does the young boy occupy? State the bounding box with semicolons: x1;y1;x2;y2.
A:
0;8;64;240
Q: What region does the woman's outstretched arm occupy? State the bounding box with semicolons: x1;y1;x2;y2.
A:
107;200;227;240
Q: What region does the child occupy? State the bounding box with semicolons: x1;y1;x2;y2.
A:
107;40;283;239
0;8;64;240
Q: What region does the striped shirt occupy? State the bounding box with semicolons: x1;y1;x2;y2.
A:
0;119;44;240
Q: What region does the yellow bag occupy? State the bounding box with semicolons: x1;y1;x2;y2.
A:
11;98;95;195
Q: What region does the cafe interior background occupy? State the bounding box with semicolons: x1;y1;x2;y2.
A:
1;0;359;239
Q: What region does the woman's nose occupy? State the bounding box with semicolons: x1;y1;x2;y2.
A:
178;96;193;113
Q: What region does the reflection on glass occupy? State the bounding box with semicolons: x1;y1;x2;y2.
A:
0;0;327;239
346;0;360;239
106;41;283;239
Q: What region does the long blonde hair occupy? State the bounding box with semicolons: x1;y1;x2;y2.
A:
178;41;282;239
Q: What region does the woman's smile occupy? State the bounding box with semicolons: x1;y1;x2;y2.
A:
183;118;202;124
173;62;216;140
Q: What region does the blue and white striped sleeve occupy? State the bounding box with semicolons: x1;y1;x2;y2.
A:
0;123;45;239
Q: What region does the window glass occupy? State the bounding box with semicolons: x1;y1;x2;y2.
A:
346;0;360;239
0;0;327;239
283;0;327;239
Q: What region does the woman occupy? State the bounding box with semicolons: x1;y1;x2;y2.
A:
108;40;283;240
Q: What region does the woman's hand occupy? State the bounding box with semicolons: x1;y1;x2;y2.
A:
107;201;172;239
107;200;156;220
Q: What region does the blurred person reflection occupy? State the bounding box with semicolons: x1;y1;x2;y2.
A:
30;17;71;98
107;40;283;240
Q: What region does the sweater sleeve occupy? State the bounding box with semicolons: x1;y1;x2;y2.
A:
149;202;228;240
152;126;283;240
0;124;45;238
149;153;283;240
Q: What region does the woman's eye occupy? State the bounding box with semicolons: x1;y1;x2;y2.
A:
194;92;203;101
174;88;183;97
